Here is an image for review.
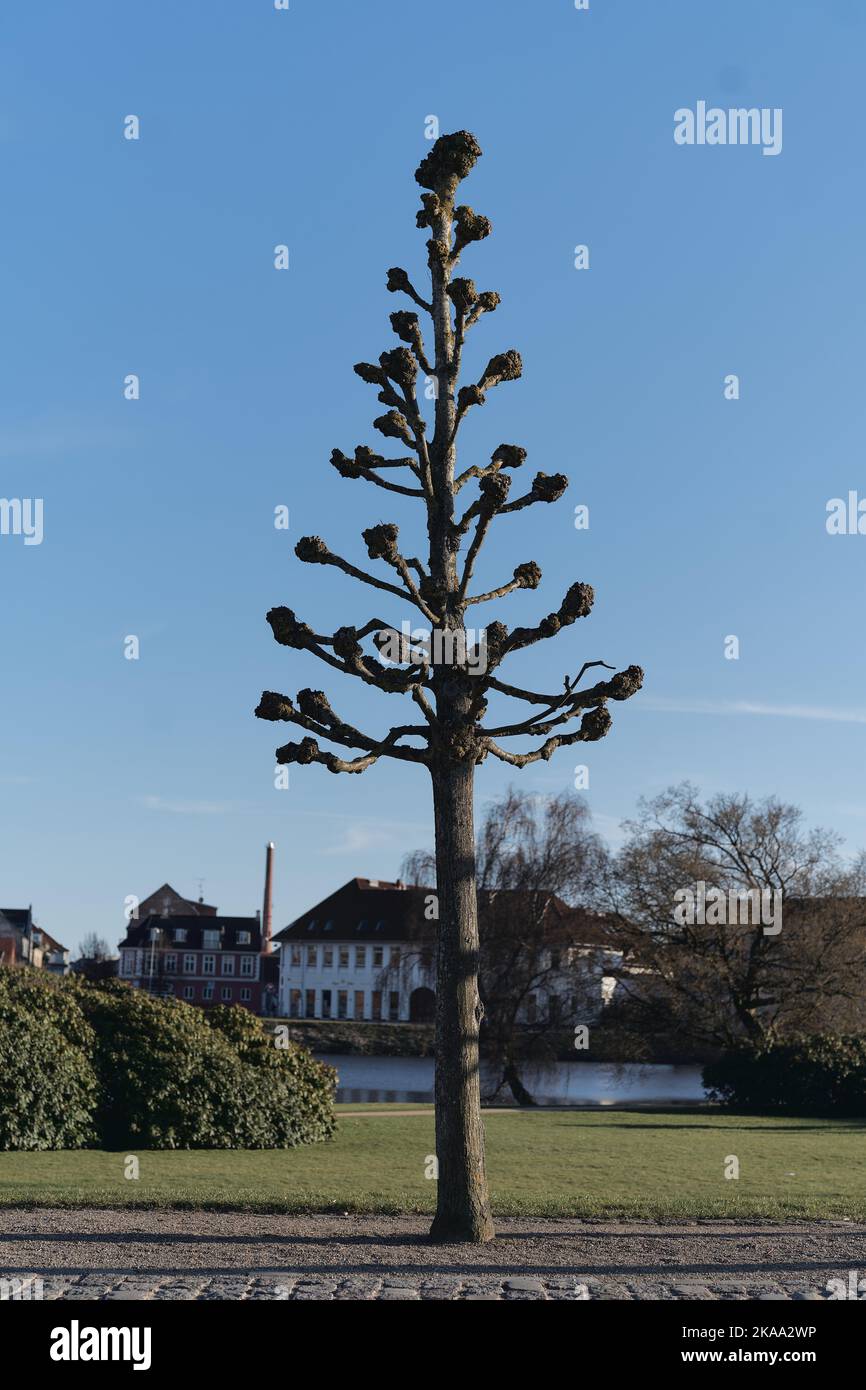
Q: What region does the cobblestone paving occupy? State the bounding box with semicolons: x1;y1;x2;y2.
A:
1;1272;843;1300
2;1211;862;1301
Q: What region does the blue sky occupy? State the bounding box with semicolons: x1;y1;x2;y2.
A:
3;0;866;953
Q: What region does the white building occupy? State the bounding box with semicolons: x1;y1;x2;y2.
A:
274;877;620;1024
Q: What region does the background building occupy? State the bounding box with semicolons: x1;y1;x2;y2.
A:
118;912;264;1011
0;907;69;974
275;878;620;1024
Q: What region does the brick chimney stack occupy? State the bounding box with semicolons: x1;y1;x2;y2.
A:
262;841;275;955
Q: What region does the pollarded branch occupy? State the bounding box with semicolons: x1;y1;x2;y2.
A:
465;560;543;608
294;533;435;619
386;266;431;315
265;607;432;696
360;523;438;621
480;581;597;669
499;471;569;514
453;350;523;441
455;443;527;494
390;311;433;374
484;705;614;768
330;447;424;497
256;689;429;773
482;665;644;738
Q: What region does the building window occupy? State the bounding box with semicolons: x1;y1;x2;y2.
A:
202;983;214;1001
390;947;400;969
323;946;333;968
164;954;177;973
337;990;348;1020
355;947;366;969
221;986;232;1001
307;945;318;968
305;989;316;1018
291;945;302;967
237;931;251;945
183;954;196;974
240;987;251;1002
221;956;235;975
388;991;399;1022
290;989;302;1018
203;930;220;950
173;928;187;943
354;990;365;1020
339;947;349;969
182;985;195;1001
371;991;381;1021
203;955;215;975
120;951;133;977
373;947;383;968
240;955;255;977
321;990;332;1019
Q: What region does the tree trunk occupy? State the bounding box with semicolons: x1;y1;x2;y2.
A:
503;1059;536;1108
429;757;496;1243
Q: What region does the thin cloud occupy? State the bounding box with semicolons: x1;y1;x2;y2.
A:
642;697;866;725
141;795;243;815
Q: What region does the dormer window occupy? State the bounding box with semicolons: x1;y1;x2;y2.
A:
203;930;220;950
324;920;335;932
236;930;251;945
173;928;187;944
307;920;317;933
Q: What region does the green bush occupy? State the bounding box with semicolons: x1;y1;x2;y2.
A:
207;1006;337;1146
75;984;336;1149
0;968;98;1149
703;1034;866;1116
0;971;336;1150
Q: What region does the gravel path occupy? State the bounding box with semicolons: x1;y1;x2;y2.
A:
1;1210;863;1300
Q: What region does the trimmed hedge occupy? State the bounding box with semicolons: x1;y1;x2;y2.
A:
0;968;336;1150
703;1034;866;1116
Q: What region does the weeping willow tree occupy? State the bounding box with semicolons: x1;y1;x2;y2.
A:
256;131;642;1242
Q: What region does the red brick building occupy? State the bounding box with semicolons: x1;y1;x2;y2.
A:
118;911;265;1012
117;854;280;1014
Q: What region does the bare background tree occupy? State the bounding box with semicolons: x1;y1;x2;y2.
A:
600;784;866;1049
80;934;112;961
257;131;642;1242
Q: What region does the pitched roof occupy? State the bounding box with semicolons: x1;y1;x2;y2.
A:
119;914;262;951
0;908;32;930
274;879;615;946
274;879;428;943
137;884;218;916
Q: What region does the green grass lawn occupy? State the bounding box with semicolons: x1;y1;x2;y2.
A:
1;1108;864;1219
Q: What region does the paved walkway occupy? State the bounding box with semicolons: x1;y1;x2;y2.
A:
1;1210;863;1300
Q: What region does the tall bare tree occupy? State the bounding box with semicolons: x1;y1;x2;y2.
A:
256;131;642;1242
